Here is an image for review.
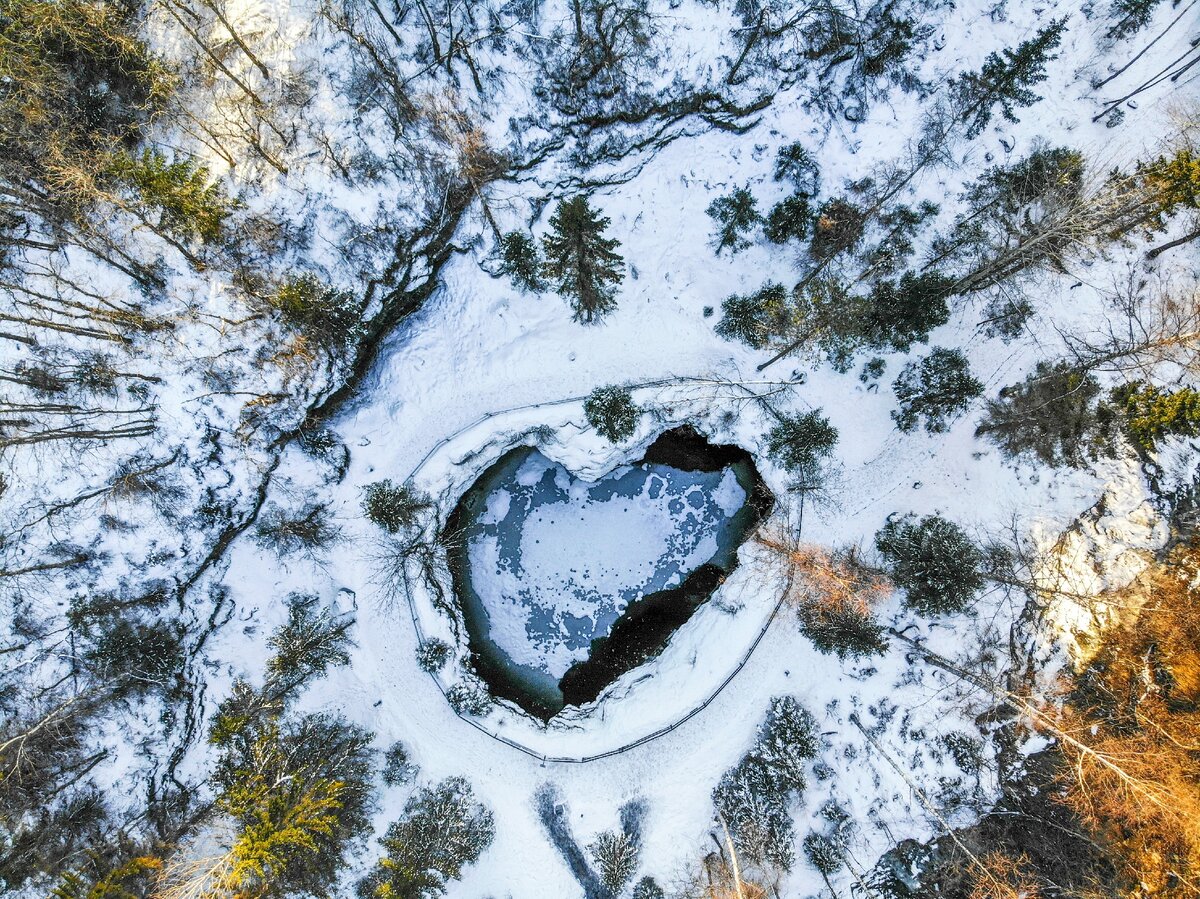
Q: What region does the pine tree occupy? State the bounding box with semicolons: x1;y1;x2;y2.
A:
715;282;794;349
706;186;762;254
631;877;665;899
358;777;494;899
765;410;839;476
764;194;812;244
1108;381;1200;452
891;347;983;433
541;196;625;323
589;830;639;894
863;270;955;352
211;714;376;898
584;384;640;443
1106;0;1163;40
975;361;1102;467
107;148;233;244
954;19;1068;139
266;594;353;693
875;514;982;615
773;142;821;196
498;230;545;292
362;480;432;533
270;275;364;349
1140;149;1200;256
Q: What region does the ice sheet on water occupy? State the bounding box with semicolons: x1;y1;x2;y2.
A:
465;449;747;677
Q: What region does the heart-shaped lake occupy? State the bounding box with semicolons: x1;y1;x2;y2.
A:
444;427;773;719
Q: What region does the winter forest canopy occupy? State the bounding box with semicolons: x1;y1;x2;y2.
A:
1;0;1200;896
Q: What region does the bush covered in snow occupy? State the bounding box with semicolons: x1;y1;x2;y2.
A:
415;637;452;673
446;679;492;717
585;385;640;443
362;479;432;533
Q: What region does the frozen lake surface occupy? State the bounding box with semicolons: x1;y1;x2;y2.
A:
447;437;764;716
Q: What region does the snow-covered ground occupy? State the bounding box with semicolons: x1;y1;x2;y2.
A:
5;0;1198;893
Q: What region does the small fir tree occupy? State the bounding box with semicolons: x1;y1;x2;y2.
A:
589;830;639;894
706;186;762;254
631;877;665;899
541;196;625;323
498;230;545;292
716;282;794;349
415;637;452;673
953;19;1069;139
764;194;813;244
382;741;417;786
107;148;233;243
266;594;353;693
863;271;955;352
362;480;432;533
765;410;839;475
891;347;983;434
875;514;983;615
774;143;821;196
270;275;364;348
584;385;640;443
446;679;491;716
803;832;844;875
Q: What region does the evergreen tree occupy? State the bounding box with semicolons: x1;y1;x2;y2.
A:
358;777;494;899
212;713;376;898
541;196;625;323
1140;149;1200;255
584;384;640;443
1108;381;1200;452
975;361;1102;467
362;480;432;533
589;830;639;894
715;282;794;349
953;19;1068;139
415;638;451;673
266;594;353;693
498;230;545;292
1106;0;1163;40
774;143;821;196
891;348;983;433
803;832;844;875
764;194;813;244
107;148;233;244
765;410;839;476
631;877;665;899
706;186;762;254
863;271;955;352
712;695;819;871
270;274;364;348
875;514;982;615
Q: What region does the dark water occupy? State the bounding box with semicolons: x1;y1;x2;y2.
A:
443;427;772;719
